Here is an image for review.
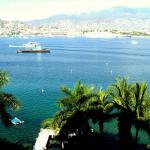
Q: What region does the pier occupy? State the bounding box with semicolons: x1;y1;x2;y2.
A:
33;128;58;150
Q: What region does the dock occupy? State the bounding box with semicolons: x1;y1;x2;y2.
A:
33;128;58;150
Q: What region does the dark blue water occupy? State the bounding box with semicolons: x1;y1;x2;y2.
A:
0;36;149;146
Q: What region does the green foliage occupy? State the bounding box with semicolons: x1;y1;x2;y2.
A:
60;81;95;111
0;71;9;88
87;88;115;135
108;78;150;146
43;78;150;147
0;93;20;110
44;81;96;136
0;70;20;126
42;118;54;129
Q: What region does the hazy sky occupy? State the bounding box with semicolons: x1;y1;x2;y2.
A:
0;0;150;21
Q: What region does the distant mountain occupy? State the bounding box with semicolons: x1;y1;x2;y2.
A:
1;6;150;36
26;6;150;25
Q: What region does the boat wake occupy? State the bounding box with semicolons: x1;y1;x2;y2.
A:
9;45;25;48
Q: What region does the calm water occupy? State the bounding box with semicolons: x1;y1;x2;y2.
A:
0;36;149;146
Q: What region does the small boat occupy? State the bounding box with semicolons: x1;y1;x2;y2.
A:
17;42;50;53
10;117;24;125
17;49;50;53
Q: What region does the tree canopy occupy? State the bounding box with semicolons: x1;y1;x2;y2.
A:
43;78;150;149
0;71;20;126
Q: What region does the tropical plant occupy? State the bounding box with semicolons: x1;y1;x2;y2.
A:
42;78;150;149
108;78;150;147
42;118;54;129
87;88;114;135
0;71;20;126
131;82;150;144
108;78;134;147
43;81;96;136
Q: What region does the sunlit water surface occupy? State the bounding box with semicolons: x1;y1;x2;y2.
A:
0;36;149;146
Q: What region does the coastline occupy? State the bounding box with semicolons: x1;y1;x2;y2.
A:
1;31;150;39
0;31;150;39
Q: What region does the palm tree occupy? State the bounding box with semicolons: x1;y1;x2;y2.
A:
0;71;20;126
88;88;114;136
108;78;134;147
43;81;96;136
131;82;150;144
109;78;150;148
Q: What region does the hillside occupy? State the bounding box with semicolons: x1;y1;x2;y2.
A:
27;6;150;25
0;6;150;36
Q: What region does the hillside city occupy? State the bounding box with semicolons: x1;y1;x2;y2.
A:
0;18;150;37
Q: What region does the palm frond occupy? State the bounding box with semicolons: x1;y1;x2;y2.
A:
0;93;20;110
60;86;72;96
0;71;9;88
42;118;54;129
104;103;114;113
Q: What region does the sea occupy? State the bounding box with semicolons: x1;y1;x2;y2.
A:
0;36;149;147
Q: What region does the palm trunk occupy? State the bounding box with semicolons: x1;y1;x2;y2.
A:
99;122;104;135
118;115;133;149
135;127;139;145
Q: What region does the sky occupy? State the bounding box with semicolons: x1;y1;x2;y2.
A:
0;0;150;21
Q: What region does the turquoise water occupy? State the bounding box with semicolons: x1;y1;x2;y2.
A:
0;37;149;146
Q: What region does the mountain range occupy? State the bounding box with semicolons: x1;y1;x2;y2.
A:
0;6;150;36
26;6;150;25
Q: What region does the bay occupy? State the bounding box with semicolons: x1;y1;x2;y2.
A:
0;36;149;146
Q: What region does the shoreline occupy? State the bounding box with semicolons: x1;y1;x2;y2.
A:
0;32;150;39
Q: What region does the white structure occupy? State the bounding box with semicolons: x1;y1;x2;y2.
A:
33;128;58;150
